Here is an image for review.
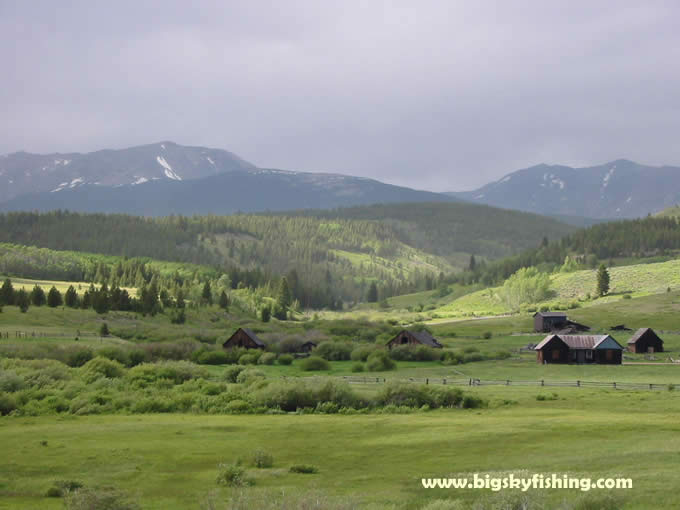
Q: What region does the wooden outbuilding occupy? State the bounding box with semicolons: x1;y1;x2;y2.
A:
300;341;317;353
533;312;568;332
222;328;265;350
535;334;623;365
387;330;443;349
627;328;664;353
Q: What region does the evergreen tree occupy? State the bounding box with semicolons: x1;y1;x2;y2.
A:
176;289;185;309
277;277;292;310
260;304;271;323
99;322;110;337
468;255;476;271
218;290;230;310
201;281;212;305
64;285;78;307
47;286;63;307
596;264;610;297
30;285;46;306
366;282;379;303
15;288;29;313
0;278;14;306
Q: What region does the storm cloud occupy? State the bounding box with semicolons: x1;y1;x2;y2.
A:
1;0;679;190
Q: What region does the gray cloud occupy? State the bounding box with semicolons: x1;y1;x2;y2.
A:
1;0;679;190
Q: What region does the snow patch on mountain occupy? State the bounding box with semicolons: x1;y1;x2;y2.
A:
602;166;616;188
131;176;149;185
206;156;215;166
156;156;182;180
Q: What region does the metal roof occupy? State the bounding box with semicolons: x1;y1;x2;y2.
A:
533;311;568;318
393;330;442;348
535;334;623;350
627;328;663;345
239;328;265;346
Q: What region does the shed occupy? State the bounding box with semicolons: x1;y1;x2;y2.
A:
387;330;443;349
300;341;317;353
627;328;664;353
222;328;265;350
535;334;623;364
533;312;568;332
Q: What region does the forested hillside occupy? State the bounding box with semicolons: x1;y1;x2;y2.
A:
0;206;575;307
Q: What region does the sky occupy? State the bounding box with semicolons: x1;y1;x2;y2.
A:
1;1;679;191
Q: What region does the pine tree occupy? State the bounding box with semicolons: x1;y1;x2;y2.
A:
176;289;185;309
218;291;230;310
30;285;46;307
15;289;29;313
260;305;271;323
0;278;13;306
99;322;110;337
47;286;63;307
366;282;379;303
201;281;212;305
468;255;476;271
277;277;292;310
596;264;610;296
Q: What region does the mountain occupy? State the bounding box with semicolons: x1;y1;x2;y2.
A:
0;141;457;214
0;141;255;204
447;159;680;219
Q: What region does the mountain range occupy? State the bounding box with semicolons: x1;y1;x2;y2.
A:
1;142;678;218
448;159;680;219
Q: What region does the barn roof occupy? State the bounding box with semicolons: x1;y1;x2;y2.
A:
533;311;567;318
535;334;623;350
236;328;265;347
392;330;442;348
627;328;663;345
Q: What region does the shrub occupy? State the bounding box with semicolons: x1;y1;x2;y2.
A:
65;348;94;368
351;362;364;373
350;344;378;362
463;346;479;354
81;357;125;383
300;356;330;371
196;350;230;365
462;395;485;408
222;365;246;383
64;487;139;510
277;354;294;365
622;293;632;300
216;462;252;487
126;361;207;386
257;353;277;366
482;331;492;339
365;351;396;372
289;464;318;474
0;392;17;415
96;347;128;366
238;353;259;365
0;370;25;392
127;350;147;367
99;323;109;337
236;368;267;386
46;486;63;498
462;353;485;363
252;449;274;468
314;342;352;361
225;399;252;413
388;345;441;361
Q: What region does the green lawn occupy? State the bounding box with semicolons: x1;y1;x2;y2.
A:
2;387;680;509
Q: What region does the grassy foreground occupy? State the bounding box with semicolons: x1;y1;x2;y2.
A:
2;387;680;509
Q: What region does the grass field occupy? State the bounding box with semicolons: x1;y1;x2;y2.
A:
2;386;680;509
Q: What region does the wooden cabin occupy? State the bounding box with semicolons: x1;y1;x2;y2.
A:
300;341;317;353
222;328;265;350
535;334;623;365
627;328;664;353
387;330;443;349
533;312;568;332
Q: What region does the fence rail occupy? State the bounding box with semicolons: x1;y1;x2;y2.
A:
340;375;674;391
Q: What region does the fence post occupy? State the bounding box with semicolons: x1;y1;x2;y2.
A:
469;378;472;386
613;382;617;389
443;378;446;385
650;383;653;390
541;379;544;386
426;378;429;385
376;377;379;383
577;380;580;387
506;379;510;386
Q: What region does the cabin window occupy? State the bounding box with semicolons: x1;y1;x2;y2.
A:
585;350;593;360
552;350;560;360
401;336;408;344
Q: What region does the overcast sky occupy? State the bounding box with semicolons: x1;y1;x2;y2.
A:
1;1;679;191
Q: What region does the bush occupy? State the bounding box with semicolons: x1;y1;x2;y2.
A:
126;361;207;386
350;344;378;362
236;368;267;385
216;462;252;487
300;356;330;371
0;392;17;415
96;347;128;365
289;464;318;474
238;353;259;365
127;350;147;367
365;351;396;372
65;348;94;368
482;331;492;339
81;357;125;383
257;353;277;366
196;350;230;365
46;486;63;498
622;293;632;300
64;488;139;510
351;362;364;373
252;449;274;468
388;345;441;361
462;353;485;363
277;354;294;365
222;365;246;383
314;342;352;361
0;370;25;392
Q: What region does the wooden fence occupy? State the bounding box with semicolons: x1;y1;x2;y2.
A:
340;375;675;391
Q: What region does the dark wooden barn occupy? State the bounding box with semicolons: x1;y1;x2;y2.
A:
222;328;265;350
387;330;443;349
533;312;568;332
300;341;317;353
535;334;623;364
627;328;664;353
